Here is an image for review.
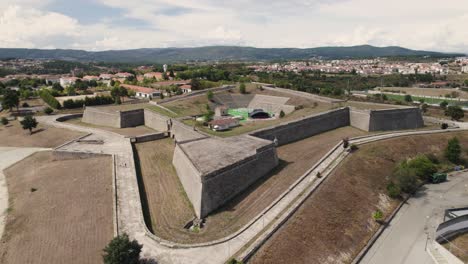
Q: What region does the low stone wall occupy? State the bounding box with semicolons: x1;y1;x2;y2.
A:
250;108;350;146
144;109;170;131
369;108;424;131
82;107;121;128
120;109;144;128
200;141;278;218
132;132;168;143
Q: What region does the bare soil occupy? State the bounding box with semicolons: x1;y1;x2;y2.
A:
250;131;468;264
0;120;84;148
135;127;366;243
0;151;114;264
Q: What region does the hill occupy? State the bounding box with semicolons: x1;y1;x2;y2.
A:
0;45;463;63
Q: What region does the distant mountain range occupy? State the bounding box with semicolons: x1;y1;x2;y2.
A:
0;45;463;63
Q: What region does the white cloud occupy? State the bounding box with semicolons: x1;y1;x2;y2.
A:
0;0;467;53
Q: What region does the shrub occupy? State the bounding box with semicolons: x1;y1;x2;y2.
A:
239;82;246;94
372;210;384;222
406;154;438;181
227;258;244;264
22;102;29;107
20;115;38;135
440;101;449;109
102;234;142;264
386;182;401;198
393;166;419;194
207;90;214;101
349;144;359;152
316;171;322;178
62;95;114;109
39;89;61;109
404;94;413;102
342;138;349;148
441;123;449;130
445;137;461;164
445;105;464;121
279;110;285;118
421;103;428;113
43;107;53;115
1;117;9;126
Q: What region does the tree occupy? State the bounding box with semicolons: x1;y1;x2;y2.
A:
440;101;449;109
191;78;201;90
279;110;285;118
207;90;214;101
52;82;64;92
169;70;175;78
44;107;53;115
445;105;464;121
65;86;76;96
445;137;461;163
20;115;38;135
421;103;428;113
404;94;413;103
394;166;419;194
239;82;247;94
2;89;19;111
102;234;142;264
1;117;8;126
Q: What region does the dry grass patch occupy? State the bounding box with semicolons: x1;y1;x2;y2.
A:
0;151;113;264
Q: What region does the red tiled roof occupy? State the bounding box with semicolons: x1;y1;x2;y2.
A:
121;84;160;94
209;118;238;126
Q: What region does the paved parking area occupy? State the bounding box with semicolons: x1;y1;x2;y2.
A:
361;171;468;264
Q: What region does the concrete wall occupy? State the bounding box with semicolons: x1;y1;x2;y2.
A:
368;108;424;131
350;108;371;131
82;107;121;128
133;132;168;143
250;108;350;146
144;109;170;131
171;120;208;143
200;143;278;218
172;145;204;216
120;109;145;128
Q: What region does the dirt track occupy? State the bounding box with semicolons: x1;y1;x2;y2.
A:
250;131;468;264
0;120;84;148
0;151;113;264
135;127;366;243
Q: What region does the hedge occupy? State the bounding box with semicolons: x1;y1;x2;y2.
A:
39;90;61;109
63;95;114;109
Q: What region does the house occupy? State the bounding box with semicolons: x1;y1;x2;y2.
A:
115;72;134;79
99;73;114;80
121;84;162;99
83;75;99;81
180;84;192;94
462;65;468;73
208;117;240;131
59;77;78;87
144;72;164;80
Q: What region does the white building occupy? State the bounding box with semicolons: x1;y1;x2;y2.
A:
59;77;78;87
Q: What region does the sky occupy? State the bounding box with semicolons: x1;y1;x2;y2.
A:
1;0;468;53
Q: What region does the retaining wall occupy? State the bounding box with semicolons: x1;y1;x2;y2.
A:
144;109;170;131
82;107;121;128
120;109;145;128
250;108;350;146
350;108;371;131
132;132;168;143
172;144;204;215
200;142;278;218
368;108;424;131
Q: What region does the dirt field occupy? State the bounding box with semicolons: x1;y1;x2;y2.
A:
65;117;157;136
0;151;113;264
0;120;84;148
134;127;366;243
442;233;468;262
250;131;468;264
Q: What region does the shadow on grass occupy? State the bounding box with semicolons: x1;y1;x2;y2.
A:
209;159;293;215
132;143;154;234
31;128;45;135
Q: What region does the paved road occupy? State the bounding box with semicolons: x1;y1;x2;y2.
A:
0;147;50;240
360;171;468;264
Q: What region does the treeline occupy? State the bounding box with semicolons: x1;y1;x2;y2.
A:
62;95;114;109
39;90;61;109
